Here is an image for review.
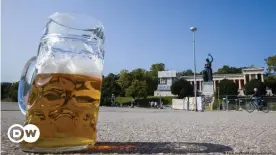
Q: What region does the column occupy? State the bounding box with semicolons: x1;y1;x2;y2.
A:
261;74;264;82
244;75;247;84
238;79;241;90
199;81;202;91
249;74;251;81
214;80;216;90
255;74;258;80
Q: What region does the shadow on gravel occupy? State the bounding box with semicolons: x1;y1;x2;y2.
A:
58;142;233;154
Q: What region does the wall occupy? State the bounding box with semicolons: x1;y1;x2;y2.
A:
154;91;176;97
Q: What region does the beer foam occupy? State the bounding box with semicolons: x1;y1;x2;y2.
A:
36;50;103;78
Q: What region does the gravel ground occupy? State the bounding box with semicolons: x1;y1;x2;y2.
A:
1;102;276;155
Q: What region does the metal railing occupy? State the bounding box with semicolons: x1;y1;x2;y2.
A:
218;95;276;111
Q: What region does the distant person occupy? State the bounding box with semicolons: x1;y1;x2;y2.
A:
131;98;135;108
154;101;158;108
150;101;154;108
111;94;116;106
159;101;163;109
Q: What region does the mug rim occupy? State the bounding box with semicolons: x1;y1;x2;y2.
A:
49;12;104;31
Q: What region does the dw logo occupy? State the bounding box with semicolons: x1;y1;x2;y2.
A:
7;124;40;143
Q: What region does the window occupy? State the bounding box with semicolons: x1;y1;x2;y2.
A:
160;78;167;84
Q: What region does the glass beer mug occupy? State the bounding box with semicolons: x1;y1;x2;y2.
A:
17;12;104;152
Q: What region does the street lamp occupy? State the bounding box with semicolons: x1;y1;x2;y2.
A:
190;27;197;111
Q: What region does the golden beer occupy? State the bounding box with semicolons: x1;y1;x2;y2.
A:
21;73;102;149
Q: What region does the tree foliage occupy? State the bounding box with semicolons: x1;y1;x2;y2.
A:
176;69;193;77
216;79;238;98
125;80;148;99
215;65;244;74
101;63;166;102
101;73;121;106
1;82;12;100
264;76;276;94
170;78;193;98
9;82;19;101
117;70;132;96
244;79;266;95
1;82;18;101
265;55;276;74
150;63;165;77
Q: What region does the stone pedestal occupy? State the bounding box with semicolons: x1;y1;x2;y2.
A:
202;81;214;96
202;81;214;107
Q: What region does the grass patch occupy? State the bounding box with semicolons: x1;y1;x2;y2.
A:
1;98;14;102
205;106;212;111
212;99;222;110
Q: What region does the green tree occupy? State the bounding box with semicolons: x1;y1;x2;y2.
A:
117;70;132;96
9;82;19;102
125;80;148;99
1;82;12;100
144;71;156;96
147;63;166;95
150;63;165;76
101;73;121;106
216;79;238;98
244;79;266;95
265;55;276;74
264;76;276;94
215;65;244;74
130;68;147;81
170;78;193;99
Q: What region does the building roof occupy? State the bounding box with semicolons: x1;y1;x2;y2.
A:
158;67;264;78
242;67;264;71
180;73;243;80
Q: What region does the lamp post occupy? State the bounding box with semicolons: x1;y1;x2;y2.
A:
190;27;197;111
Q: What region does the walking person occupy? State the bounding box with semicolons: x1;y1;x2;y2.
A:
131;98;135;108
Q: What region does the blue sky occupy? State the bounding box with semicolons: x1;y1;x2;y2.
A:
2;0;276;82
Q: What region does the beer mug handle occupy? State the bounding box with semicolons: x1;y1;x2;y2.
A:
18;56;37;115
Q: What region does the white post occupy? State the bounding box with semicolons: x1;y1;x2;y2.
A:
214;80;216;91
255;74;258;80
244;75;247;84
190;27;197;111
238;79;241;90
261;74;264;82
249;74;252;81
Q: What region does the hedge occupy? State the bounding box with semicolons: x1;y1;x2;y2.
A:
115;96;174;107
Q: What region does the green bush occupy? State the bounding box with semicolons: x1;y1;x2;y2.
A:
264;76;276;94
212;99;220;110
205;106;212;110
272;103;276;111
171;78;193;98
244;79;266;95
1;82;18;102
215;79;238;99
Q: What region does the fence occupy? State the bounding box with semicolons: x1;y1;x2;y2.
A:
218;95;276;111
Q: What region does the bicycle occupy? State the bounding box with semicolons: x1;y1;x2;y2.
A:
245;97;272;113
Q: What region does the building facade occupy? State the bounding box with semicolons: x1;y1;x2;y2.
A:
154;67;265;96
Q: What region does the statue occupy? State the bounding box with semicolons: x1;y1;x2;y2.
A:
203;53;213;82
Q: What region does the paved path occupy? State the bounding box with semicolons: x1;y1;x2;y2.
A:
1;102;276;154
